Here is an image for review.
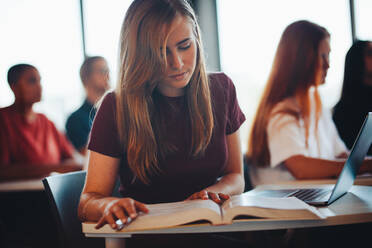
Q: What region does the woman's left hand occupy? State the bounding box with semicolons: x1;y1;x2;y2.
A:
187;190;230;204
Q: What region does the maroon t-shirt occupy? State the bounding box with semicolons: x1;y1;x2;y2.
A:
88;72;245;204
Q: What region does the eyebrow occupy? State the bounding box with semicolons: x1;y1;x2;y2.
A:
176;38;191;46
161;38;191;50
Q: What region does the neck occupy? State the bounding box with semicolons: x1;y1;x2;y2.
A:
13;100;35;121
85;86;105;105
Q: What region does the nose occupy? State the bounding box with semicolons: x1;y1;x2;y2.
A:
324;60;329;70
169;52;183;70
323;56;330;70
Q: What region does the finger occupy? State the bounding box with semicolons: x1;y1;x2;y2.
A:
105;212;118;230
219;193;230;200
208;192;221;204
111;205;128;224
121;199;138;219
199;190;209;200
187;192;198;200
188;193;198;200
95;216;107;229
134;201;149;213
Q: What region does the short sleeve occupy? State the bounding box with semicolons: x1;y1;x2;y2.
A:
223;74;246;135
267;113;307;167
88;92;122;158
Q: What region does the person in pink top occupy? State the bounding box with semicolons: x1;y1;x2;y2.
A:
0;64;82;181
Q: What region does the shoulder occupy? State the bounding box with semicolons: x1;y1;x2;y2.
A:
208;72;234;91
66;108;82;123
97;91;116;110
268;98;302;130
0;107;11;125
207;72;237;101
271;98;300;116
36;112;56;126
0;105;14;116
0;106;8;117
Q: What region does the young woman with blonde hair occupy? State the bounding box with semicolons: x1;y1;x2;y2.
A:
247;20;372;186
78;2;246;245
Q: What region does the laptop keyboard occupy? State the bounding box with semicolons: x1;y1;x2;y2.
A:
289;188;331;202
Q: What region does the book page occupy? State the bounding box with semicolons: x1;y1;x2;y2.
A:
146;199;221;217
221;193;325;223
90;199;223;232
222;194;314;211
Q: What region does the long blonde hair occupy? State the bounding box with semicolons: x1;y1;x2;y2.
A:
247;20;330;166
116;0;213;184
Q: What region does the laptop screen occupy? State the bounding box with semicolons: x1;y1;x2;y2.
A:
328;112;372;204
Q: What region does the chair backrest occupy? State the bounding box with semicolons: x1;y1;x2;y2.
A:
243;155;253;192
42;171;120;248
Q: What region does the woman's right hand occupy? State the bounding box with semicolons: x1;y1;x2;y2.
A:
95;198;149;230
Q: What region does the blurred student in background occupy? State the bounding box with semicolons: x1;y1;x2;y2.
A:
0;64;82;181
246;20;372;186
65;56;110;155
333;40;372;155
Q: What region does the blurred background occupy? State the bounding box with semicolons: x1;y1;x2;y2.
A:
1;0;371;152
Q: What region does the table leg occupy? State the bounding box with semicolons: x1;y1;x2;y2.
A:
105;238;127;248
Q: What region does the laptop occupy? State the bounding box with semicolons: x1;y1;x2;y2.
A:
254;112;372;206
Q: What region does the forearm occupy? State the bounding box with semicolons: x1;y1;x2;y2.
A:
78;192;118;222
205;173;244;195
284;155;345;180
360;158;372;174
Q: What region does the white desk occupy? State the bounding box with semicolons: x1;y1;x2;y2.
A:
83;185;372;248
0;178;44;192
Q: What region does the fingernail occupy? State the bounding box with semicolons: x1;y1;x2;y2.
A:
130;213;137;219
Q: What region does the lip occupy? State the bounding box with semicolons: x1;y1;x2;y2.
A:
169;71;187;80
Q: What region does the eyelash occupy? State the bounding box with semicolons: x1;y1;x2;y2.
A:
163;43;191;55
179;44;191;50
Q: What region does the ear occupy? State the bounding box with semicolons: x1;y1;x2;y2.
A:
9;83;19;96
9;83;16;92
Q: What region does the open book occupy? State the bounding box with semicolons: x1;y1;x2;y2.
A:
82;193;325;233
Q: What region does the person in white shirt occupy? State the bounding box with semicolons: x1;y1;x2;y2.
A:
246;20;372;186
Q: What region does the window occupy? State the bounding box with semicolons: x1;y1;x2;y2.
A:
83;0;132;89
0;0;83;130
217;0;352;150
354;0;372;40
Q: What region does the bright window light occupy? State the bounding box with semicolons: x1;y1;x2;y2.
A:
355;0;372;40
83;0;132;89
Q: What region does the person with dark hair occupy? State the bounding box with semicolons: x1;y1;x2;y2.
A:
246;21;372;186
333;40;372;155
0;64;82;181
65;56;110;155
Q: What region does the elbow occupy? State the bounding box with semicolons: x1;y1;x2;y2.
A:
77;193;92;222
236;173;245;194
77;199;86;222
